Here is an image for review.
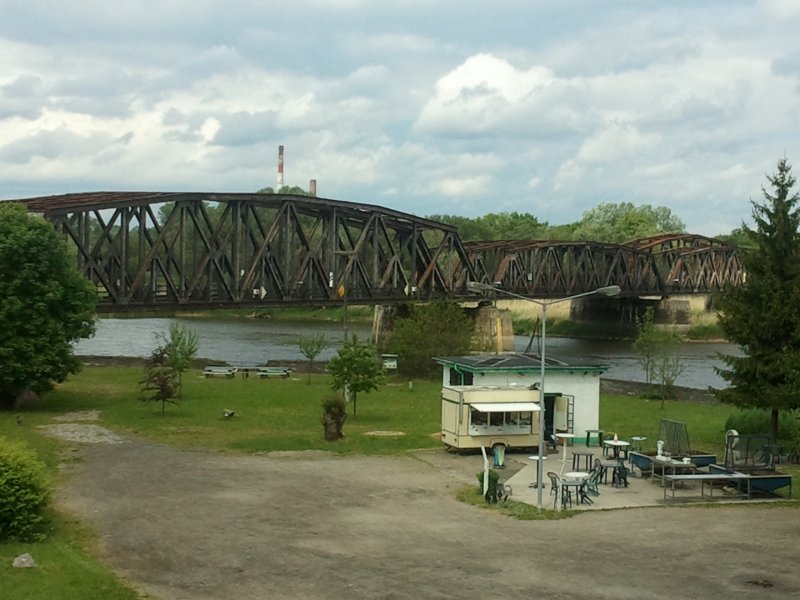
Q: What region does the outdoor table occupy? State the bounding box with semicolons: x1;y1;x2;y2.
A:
599;459;619;484
527;455;548;489
585;429;604;447
571;451;594;472
663;473;751;502
603;439;630;459
630;436;647;453
561;473;591;507
652;456;699;486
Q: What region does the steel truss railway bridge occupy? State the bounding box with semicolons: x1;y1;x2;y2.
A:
17;192;743;313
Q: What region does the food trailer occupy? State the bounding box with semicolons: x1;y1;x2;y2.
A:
435;354;607;450
441;385;543;450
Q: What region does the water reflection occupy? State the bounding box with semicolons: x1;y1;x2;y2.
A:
75;317;371;365
517;335;740;390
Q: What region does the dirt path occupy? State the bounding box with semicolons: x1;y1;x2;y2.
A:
54;435;800;600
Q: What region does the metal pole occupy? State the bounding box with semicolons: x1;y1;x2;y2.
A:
343;288;348;342
537;303;547;512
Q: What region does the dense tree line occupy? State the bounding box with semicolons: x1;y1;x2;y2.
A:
429;201;688;244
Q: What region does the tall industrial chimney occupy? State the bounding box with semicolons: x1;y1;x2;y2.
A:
309;179;317;197
277;145;284;189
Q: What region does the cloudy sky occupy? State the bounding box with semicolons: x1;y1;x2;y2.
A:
1;0;799;236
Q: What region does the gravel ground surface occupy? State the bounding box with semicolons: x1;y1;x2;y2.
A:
52;422;800;600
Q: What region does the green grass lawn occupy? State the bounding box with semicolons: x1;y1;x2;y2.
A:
600;394;739;456
1;514;139;600
2;366;798;598
45;368;444;454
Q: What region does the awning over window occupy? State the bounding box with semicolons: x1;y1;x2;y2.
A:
469;402;540;412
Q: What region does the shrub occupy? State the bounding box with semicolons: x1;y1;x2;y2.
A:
0;437;51;541
321;395;347;441
724;409;800;442
476;469;502;503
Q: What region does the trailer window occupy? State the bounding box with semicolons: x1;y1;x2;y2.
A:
468;408;534;435
470;408;488;427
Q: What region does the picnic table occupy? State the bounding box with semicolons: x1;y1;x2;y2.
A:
257;367;291;378
203;366;237;378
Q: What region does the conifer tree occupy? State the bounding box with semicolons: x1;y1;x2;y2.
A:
715;158;800;442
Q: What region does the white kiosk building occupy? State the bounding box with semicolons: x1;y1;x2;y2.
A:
434;354;607;452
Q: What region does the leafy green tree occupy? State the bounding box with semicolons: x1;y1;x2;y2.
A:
140;346;178;414
572;202;685;244
633;307;685;403
714;158;800;442
633;308;660;384
162;323;199;398
328;336;384;418
0;203;96;409
428;212;546;241
298;334;327;383
257;185;308;195
716;226;755;250
387;301;474;378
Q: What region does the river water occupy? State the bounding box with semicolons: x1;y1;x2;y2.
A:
74;317;739;390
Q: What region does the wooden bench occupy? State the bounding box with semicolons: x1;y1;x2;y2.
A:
663;473;751;503
257;367;291;378
203;366;237;379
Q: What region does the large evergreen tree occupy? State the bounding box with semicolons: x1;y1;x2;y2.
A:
0;203;96;408
714;158;800;442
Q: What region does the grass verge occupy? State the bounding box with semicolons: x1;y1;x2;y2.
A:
455;486;574;520
1;513;140;600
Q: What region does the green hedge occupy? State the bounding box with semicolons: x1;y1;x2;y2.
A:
0;437;51;541
723;409;800;445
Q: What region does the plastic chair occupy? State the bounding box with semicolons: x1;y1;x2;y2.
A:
612;463;630;488
584;467;602;497
547;472;560;509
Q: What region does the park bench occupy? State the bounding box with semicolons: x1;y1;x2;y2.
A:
257;366;291;378
203;366;237;378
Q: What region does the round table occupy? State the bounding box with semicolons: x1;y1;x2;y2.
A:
631;436;647;452
563;471;589;480
527;455;548;488
603;439;631;459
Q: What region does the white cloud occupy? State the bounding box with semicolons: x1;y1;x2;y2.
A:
0;1;799;237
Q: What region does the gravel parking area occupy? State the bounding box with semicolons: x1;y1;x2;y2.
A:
55;437;800;600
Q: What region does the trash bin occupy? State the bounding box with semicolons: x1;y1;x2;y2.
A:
492;444;506;469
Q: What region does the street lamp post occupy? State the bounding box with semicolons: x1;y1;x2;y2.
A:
467;282;621;511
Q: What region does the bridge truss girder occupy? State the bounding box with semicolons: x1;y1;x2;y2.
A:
465;235;742;297
21;192;476;312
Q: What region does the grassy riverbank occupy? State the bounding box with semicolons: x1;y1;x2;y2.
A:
2;365;796;598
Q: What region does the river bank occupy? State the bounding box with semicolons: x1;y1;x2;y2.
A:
76;355;720;401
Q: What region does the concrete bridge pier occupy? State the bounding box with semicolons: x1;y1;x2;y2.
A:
372;302;516;352
469;303;516;353
372;304;397;346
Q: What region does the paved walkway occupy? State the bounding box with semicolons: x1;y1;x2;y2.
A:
503;444;786;510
